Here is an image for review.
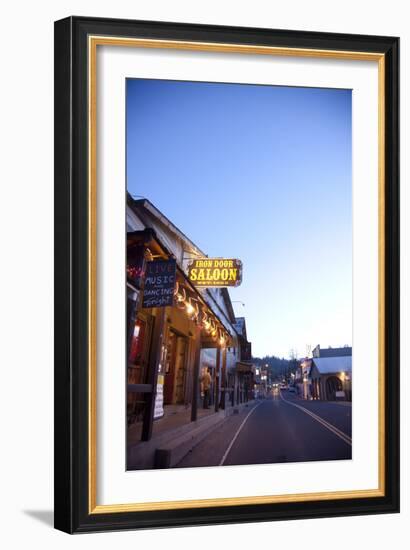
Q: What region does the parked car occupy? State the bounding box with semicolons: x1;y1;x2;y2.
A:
288;386;296;393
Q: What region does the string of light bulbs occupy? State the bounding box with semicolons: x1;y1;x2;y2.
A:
173;281;230;346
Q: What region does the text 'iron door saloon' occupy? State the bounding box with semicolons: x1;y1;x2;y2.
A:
188;258;242;287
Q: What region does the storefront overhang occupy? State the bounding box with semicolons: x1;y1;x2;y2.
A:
127;228;169;259
236;361;255;374
177;265;235;340
127;227;235;347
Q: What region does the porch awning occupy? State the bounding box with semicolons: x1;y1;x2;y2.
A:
128;226;235;344
236;361;254;373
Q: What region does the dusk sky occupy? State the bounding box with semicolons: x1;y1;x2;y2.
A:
126;79;352;359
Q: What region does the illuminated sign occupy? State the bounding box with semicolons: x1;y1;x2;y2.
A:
187;258;242;288
142;259;176;308
127;244;146;289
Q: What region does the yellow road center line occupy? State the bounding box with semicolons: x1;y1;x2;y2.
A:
280;392;352;446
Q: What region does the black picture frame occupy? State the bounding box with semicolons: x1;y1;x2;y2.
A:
54;16;399;533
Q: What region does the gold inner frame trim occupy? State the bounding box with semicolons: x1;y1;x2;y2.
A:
88;35;386;514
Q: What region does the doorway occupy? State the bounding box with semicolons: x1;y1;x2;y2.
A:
326;376;343;400
163;330;188;405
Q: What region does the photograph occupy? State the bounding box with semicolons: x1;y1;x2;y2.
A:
126;78;353;471
53;15;399;533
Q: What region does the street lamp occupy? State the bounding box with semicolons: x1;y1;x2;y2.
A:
340;371;346;394
303;375;308;399
340;371;351;401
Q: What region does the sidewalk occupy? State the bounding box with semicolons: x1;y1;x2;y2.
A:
176;400;260;468
127;399;257;470
127;404;215;447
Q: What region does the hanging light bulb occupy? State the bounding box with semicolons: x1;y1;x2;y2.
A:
219;331;225;347
202;311;211;332
185;298;199;320
185;299;195;316
175;285;186;309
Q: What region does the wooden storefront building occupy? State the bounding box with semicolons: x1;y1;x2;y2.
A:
126;196;252;442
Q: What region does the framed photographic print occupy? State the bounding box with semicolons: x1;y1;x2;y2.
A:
54;16;399;533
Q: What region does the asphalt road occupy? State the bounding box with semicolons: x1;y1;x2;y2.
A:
177;390;351;468
224;390;351;466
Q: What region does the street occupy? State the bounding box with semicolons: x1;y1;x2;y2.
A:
176;390;351;468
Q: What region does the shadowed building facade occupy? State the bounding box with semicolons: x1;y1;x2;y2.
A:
126;196;254;450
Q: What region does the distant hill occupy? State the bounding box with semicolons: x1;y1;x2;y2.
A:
253;355;295;378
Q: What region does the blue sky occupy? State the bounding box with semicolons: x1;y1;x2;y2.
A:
126;79;352;358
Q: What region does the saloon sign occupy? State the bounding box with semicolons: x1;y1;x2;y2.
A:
187;258;242;288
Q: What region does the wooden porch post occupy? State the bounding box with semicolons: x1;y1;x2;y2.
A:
141;308;166;441
214;347;221;412
190;328;202;422
220;347;227;409
235;375;239;406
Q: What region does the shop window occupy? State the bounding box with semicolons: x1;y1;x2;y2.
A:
129;318;145;370
127;317;150;423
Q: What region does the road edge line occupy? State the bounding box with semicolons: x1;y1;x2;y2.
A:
219;401;263;466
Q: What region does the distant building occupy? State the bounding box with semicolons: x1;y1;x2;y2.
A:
312;344;352;358
297;346;353;401
310;345;352;401
233;317;255;402
296;358;313;399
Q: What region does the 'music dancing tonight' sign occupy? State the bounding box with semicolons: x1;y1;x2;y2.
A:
187;258;242;288
142;259;177;308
